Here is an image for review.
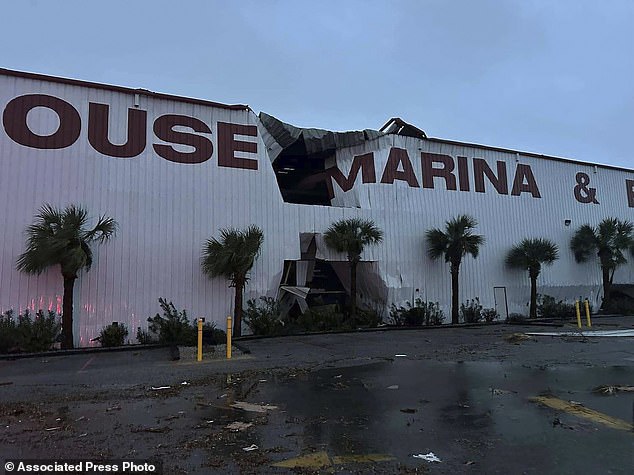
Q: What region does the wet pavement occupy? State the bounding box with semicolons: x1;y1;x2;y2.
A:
1;320;634;474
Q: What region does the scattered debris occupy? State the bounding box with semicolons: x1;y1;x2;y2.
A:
413;452;442;463
395;354;407;357
0;381;13;386
593;385;634;395
489;388;516;396
334;375;342;379
243;444;259;451
400;408;417;414
44;427;61;431
105;406;121;412
131;426;171;433
78;433;87;438
230;401;279;413
387;385;399;390
75;416;85;422
151;386;171;391
259;379;267;382
504;333;532;343
218;394;227;399
225;421;253;431
180;381;190;386
465;461;475;466
526;329;634;337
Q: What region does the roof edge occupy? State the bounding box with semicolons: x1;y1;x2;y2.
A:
0;67;249;111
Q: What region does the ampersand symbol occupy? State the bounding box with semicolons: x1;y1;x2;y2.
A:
574;172;599;204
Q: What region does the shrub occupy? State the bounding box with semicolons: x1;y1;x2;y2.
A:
389;299;445;326
351;308;383;328
0;309;61;353
481;308;499;323
537;295;576;320
297;305;347;332
244;297;285;336
602;296;634;315
99;323;129;347
136;327;156;344
460;298;483;323
507;313;528;323
202;323;227;345
146;298;196;345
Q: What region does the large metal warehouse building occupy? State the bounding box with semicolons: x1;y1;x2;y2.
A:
2;68;634;346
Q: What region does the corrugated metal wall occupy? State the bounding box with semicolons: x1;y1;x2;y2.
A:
1;71;633;345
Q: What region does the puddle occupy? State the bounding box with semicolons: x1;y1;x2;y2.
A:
251;360;634;473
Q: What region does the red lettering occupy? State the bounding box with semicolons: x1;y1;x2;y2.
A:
2;94;80;149
153;115;213;164
328;152;376;192
380;148;419;187
473;159;508;194
421;152;456;190
511;164;541;198
457;156;470;191
217;122;258;170
88;103;146;158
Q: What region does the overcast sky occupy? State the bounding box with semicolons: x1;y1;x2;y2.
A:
2;0;633;167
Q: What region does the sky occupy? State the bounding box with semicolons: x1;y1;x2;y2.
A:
1;0;633;168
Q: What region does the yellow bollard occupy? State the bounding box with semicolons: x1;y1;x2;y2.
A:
197;317;203;362
226;315;232;359
575;300;582;329
584;299;592;328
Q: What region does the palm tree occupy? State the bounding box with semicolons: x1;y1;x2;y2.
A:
506;238;559;319
16;204;117;349
324;218;383;317
570;218;634;310
201;226;264;337
426;215;485;324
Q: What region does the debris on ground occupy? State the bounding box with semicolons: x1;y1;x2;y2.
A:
413;452;442;462
504;333;532;343
243;444;259;451
131;426;171;433
489;387;516;396
150;386;171;391
44;426;61;431
387;385;399;390
593;385;634;395
400;408;417;413
105;406;121;412
225;421;253;431
230;401;279;413
0;381;13;386
395;354;407;357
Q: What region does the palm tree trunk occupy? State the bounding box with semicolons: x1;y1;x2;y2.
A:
529;274;538;319
62;275;76;349
234;280;243;337
451;263;459;324
601;266;611;310
350;260;358;317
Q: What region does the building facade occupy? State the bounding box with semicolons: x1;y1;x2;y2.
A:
1;69;633;345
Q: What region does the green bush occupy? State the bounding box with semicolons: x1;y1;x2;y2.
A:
297;305;347;332
244;297;285;336
506;313;528;323
460;298;483;323
146;298;196;345
0;309;61;353
389;299;445;326
602;296;634;315
537;295;576;320
480;308;499;323
350;308;383;328
136;327;156;344
99;323;129;347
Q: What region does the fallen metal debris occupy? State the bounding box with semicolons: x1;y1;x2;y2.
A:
44;427;61;431
242;444;259;451
387;385;399;390
526;329;634;337
489;387;516;396
150;386;171;391
225;421;253;431
395;354;407;357
413;452;442;462
230;401;279;413
593;385;634;395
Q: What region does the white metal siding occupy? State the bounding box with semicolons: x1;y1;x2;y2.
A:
1;71;633;345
